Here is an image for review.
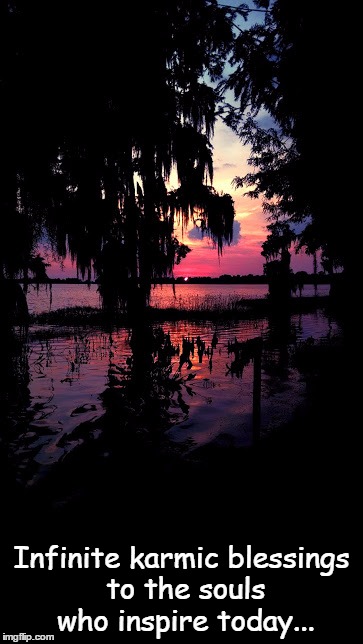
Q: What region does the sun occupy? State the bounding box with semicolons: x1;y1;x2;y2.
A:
184;276;189;282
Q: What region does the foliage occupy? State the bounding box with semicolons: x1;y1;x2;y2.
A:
1;0;237;316
221;0;347;274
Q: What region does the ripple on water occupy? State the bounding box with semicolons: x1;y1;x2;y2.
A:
6;310;342;487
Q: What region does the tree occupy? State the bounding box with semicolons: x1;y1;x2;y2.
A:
1;1;237;320
261;221;296;301
220;0;349;292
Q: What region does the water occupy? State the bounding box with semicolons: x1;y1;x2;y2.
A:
25;282;331;314
5;309;340;491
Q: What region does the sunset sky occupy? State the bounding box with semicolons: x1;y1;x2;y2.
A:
171;0;316;278
46;1;316;279
46;117;316;280
46;120;315;280
172;117;316;278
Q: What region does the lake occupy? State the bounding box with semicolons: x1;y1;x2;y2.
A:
6;303;340;496
25;282;331;314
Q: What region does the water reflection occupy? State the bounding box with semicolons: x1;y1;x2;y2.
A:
25;282;332;315
262;309;295;379
102;324;193;441
2;311;341;496
1;330;31;497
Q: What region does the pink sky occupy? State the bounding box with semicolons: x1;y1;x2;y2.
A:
46;119;316;279
172;120;315;277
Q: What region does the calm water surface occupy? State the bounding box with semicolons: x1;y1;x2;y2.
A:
26;283;331;314
7;309;340;490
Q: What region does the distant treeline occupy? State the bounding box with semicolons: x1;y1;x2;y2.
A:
19;273;333;285
15;277;87;285
169;273;332;285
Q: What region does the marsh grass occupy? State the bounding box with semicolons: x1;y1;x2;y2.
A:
152;292;244;312
29;294;331;327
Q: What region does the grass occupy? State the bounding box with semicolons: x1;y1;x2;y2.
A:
29;305;106;326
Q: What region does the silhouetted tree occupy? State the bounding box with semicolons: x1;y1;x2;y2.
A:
294;271;307;298
261;221;296;301
221;0;349;293
1;1;237;321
